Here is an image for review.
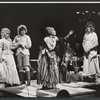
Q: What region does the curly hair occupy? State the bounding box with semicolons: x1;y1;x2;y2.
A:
17;25;27;35
1;28;10;38
85;21;95;32
1;28;10;34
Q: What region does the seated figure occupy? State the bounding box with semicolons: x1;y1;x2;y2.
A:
70;67;84;82
61;43;74;83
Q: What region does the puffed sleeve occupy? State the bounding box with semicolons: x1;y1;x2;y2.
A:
0;40;2;48
13;36;20;49
13;36;17;44
25;36;32;49
87;33;98;51
83;33;98;52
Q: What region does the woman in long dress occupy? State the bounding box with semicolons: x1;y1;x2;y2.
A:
82;21;100;74
0;28;20;86
37;27;59;89
37;27;74;89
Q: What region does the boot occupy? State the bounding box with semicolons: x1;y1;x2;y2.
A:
25;71;31;86
19;72;25;85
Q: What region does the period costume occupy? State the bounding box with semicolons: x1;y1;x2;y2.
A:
37;27;74;87
37;27;59;89
0;28;20;85
82;22;100;74
13;25;32;86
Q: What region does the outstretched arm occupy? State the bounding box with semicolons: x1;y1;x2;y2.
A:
64;30;74;40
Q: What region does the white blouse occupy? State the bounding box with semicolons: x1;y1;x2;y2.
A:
82;32;98;57
44;36;59;51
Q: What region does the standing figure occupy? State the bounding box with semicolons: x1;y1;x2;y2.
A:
37;27;59;89
82;21;100;74
13;25;32;86
37;27;74;89
0;28;20;86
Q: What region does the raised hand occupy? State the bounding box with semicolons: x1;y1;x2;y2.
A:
65;30;74;40
69;30;74;36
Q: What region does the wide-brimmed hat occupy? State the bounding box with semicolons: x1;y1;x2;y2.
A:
17;25;27;34
45;27;56;36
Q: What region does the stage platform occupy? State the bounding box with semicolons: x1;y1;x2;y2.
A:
0;80;99;98
0;80;42;98
37;85;96;98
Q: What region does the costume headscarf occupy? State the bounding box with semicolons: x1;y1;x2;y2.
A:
45;27;56;36
44;27;58;50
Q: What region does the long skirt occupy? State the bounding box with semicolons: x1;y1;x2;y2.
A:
83;52;100;74
37;51;59;88
2;54;20;85
0;62;7;82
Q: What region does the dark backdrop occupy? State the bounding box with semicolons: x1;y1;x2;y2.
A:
0;3;100;59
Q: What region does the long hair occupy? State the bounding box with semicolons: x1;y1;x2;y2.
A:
85;21;95;32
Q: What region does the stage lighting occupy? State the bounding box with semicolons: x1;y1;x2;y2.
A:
76;12;80;14
82;12;85;15
92;11;95;14
85;11;89;13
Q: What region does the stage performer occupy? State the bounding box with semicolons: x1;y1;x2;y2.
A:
82;21;100;74
37;27;74;89
70;67;83;82
13;25;32;86
0;28;20;86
